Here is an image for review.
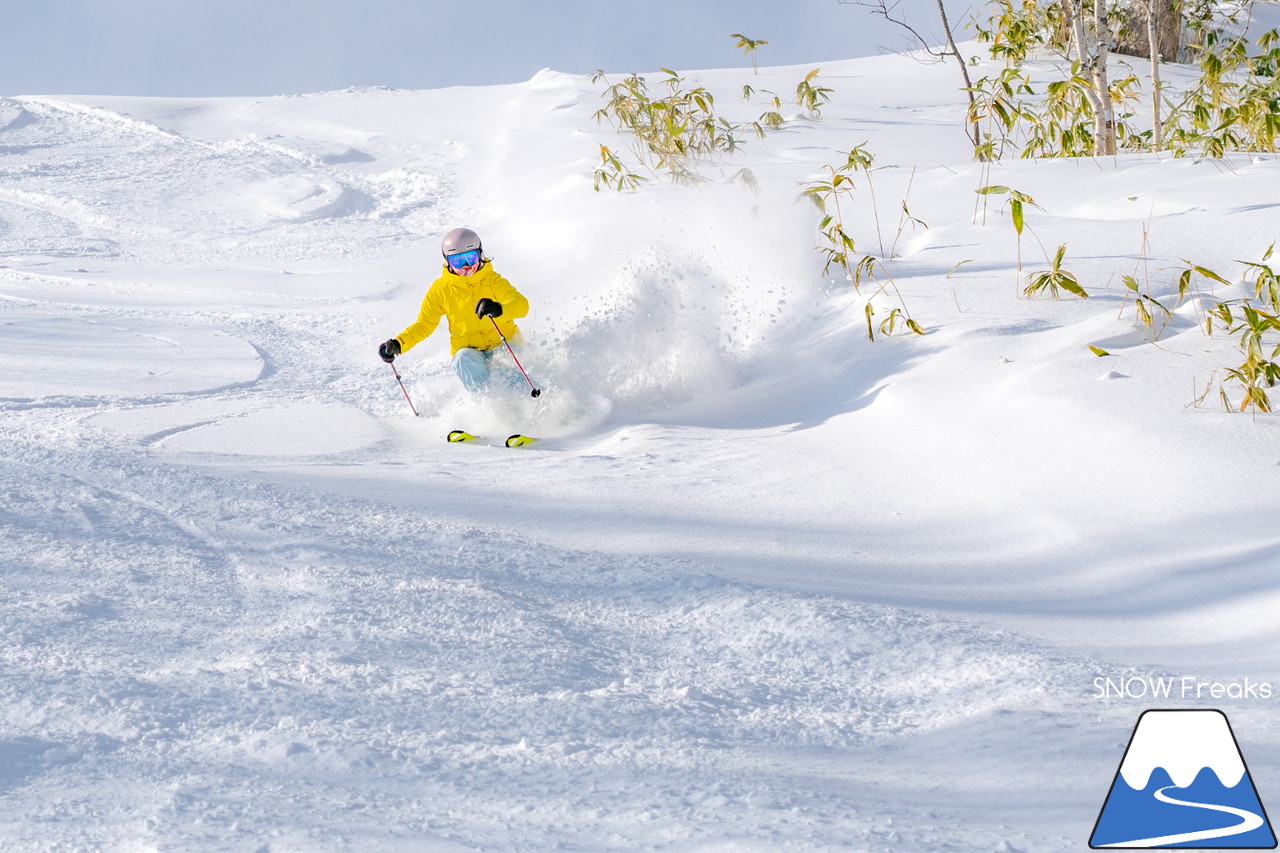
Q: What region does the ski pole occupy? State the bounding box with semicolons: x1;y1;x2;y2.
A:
488;316;541;398
388;361;419;416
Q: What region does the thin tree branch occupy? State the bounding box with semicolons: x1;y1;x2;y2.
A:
840;0;980;147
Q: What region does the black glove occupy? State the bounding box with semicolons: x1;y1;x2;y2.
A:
378;338;401;363
475;298;503;319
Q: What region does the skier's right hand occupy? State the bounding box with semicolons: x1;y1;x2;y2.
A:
378;338;401;363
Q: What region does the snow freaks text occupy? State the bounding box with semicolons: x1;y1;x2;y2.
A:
1093;676;1274;701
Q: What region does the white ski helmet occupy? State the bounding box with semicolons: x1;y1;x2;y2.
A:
442;227;482;257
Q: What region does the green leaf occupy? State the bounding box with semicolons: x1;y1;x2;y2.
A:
1056;273;1088;298
1142;294;1170;318
1177;269;1192;298
1246;386;1273;412
879;309;900;336
1088;345;1111;357
1137;299;1152;327
1193;264;1231;286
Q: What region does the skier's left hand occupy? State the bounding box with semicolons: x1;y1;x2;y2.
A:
475;298;503;319
378;338;401;363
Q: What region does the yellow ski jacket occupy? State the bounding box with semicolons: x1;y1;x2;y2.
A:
395;263;529;357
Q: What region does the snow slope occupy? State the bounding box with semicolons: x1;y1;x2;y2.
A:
3;43;1280;852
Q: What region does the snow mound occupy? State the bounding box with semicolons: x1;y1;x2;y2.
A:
0;96;439;265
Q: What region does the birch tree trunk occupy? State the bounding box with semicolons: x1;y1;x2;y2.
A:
1148;0;1164;148
1092;0;1116;155
1060;0;1116;156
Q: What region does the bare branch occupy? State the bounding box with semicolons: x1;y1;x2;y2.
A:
839;0;948;62
840;0;980;148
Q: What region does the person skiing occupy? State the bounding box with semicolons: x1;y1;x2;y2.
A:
378;227;531;393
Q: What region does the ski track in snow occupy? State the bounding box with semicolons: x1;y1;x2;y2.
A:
0;445;1091;850
3;47;1280;851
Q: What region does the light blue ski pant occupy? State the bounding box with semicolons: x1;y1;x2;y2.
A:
452;346;531;394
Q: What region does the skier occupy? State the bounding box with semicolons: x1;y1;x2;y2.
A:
378;227;531;394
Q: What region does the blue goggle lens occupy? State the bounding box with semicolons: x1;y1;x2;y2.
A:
447;249;481;269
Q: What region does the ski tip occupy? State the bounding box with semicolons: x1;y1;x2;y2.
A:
448;430;535;447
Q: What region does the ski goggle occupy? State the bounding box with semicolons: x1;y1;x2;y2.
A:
446;249;481;270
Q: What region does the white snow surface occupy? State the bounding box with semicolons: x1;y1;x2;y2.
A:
3;45;1280;853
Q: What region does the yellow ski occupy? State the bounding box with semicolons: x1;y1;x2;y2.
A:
446;430;537;447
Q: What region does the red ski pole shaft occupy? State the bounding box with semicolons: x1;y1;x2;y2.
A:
489;316;541;398
389;362;419;416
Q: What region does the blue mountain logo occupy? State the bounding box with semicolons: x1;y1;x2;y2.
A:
1091;709;1276;849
